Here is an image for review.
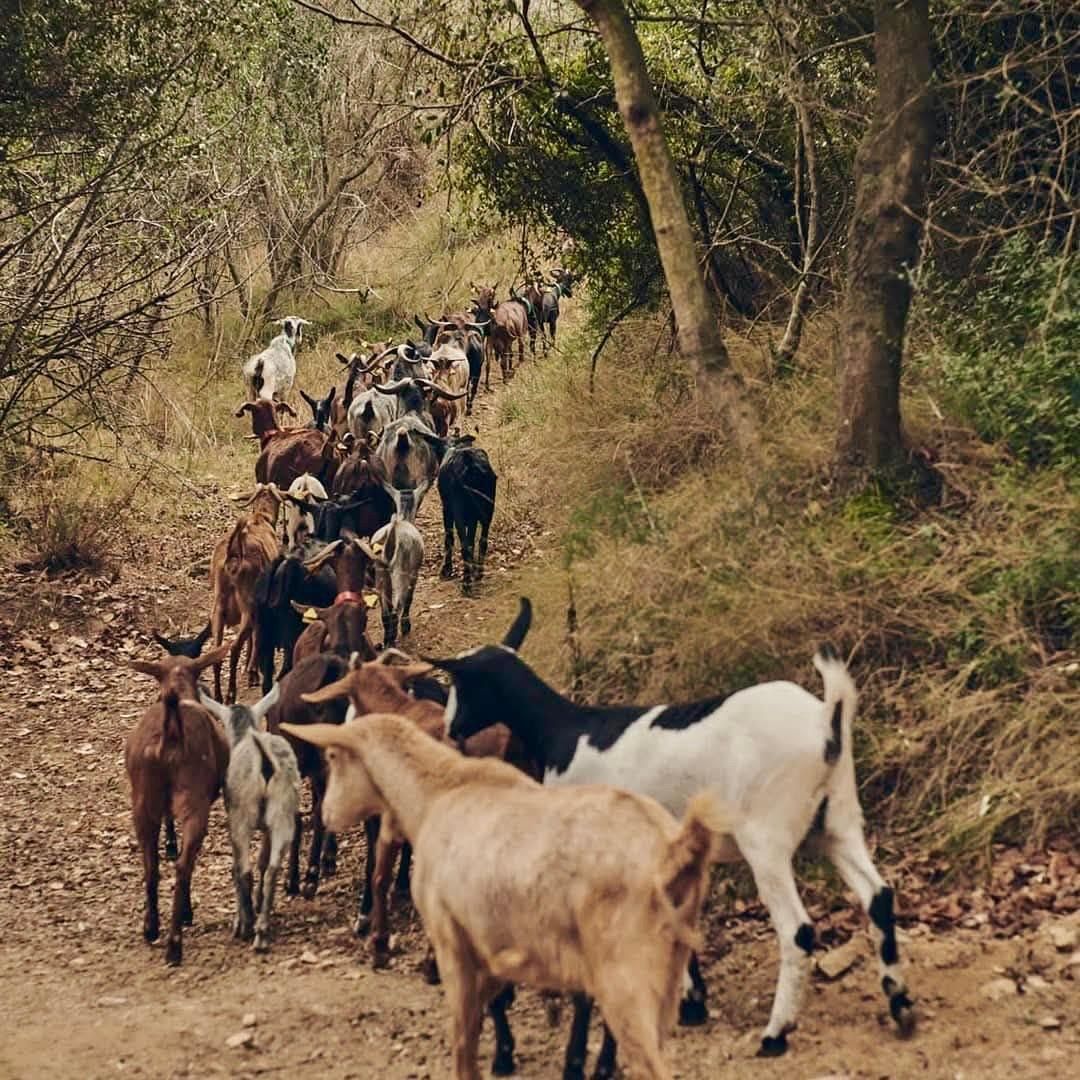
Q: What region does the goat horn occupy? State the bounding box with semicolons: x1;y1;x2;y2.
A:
432;387;467;401
375;379;410;394
375;647;416;665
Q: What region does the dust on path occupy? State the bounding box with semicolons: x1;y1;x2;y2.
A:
0;385;1077;1080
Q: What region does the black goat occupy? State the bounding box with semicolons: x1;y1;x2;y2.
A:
437;435;496;593
299;387;336;432
151;624;211;660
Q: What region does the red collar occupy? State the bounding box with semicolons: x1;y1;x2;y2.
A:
334;591;365;606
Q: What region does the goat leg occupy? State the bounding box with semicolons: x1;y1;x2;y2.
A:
440;501;456;579
301;779;327;899
285;811;302;896
370;827;399;968
394;842;412;897
488;983;516;1077
563;994;593;1080
321;831;338;878
163;814;179;861
136;815;161;944
355;815;380;936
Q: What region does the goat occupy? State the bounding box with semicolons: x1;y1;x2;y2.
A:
126;646;232;965
429;343;471;435
255;422;338;493
282;709;722;1080
375;414;447;522
437;435;496;594
333;350;384;433
304;653;532;973
358;514;423;646
235;398;298;442
298;386;336;432
242;316;310;401
283;473;328;551
434;601;917;1062
509;285;539;356
348;384;399;445
290;536;376;666
253;542;338;692
472;284;528;384
415;314;486;412
197;685;300;952
534;268;573;353
265;652;353;898
209;484;282;703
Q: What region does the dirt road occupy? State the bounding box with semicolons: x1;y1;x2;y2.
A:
1;389;1077;1079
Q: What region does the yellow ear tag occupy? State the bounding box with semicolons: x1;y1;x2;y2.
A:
372;541;384;555
364;593;378;609
303;607;318;623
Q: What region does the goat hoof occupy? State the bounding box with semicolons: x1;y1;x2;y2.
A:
321;859;337;878
253;935;270;954
143;919;160;944
301;879;319;900
165;938;182;966
491;1049;515;1076
440;565;454;579
400;619;411;636
592;1064;615;1080
679;997;708;1026
757;1034;788;1058
372;947;391;971
890;993;917;1037
354;914;371;937
285;878;300;897
562;1068;584;1080
421;957;441;985
164;842;178;861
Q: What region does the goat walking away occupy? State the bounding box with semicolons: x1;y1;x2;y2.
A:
126;646;232;965
358;515;423;647
435;601;916;1064
283;709;724;1080
198;685;300;953
438;435;496;594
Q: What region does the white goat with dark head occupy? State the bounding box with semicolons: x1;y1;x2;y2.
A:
359;514;424;646
196;685;300;953
242;316;311;402
431;599;916;1069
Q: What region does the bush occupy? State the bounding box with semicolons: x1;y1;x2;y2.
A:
923;237;1079;468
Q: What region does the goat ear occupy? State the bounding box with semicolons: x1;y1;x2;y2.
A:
300;389;316;409
196;688;231;726
335;352;351;365
276;401;298;417
131;659;167;680
193;643;233;672
194;623;212;648
501;598;532;651
151;630;171;652
234;402;256;417
303;539;343;574
387;661;436;683
250;683;281;727
325;385;336;403
280;721;356;751
299;675;355;707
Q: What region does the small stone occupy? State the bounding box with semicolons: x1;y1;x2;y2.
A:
816;940;862;980
1038;1015;1061;1030
242;1013;257;1028
97;996;128;1007
979;977;1017;1002
1047;923;1078;952
300;949;319;965
226;1030;255;1049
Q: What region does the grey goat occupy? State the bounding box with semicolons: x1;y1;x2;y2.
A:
197;685;300;952
358;514;424;646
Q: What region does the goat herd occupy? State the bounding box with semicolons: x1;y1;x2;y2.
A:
124;281;916;1080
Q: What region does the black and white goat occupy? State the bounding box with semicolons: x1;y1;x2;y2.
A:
432;600;915;1066
242;316;311;401
197;685;300;952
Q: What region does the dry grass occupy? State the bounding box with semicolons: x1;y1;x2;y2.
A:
487;310;1079;859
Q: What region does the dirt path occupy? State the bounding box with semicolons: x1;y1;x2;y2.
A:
1;389;1077;1079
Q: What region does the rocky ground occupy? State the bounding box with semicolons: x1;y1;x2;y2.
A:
1;389;1077;1079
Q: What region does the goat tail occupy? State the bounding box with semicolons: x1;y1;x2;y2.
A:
252;733;277;784
813;645;857;767
225;521;248;575
653;791;729;950
161;689;184;750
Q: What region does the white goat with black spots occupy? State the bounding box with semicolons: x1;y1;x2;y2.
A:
433;599;915;1069
242;315;311;401
197;685;300;953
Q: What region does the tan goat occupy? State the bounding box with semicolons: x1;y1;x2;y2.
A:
284;708;724;1080
209;483;282;703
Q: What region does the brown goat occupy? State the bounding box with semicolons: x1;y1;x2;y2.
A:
290;537;376;667
235;398;339;491
472;283;528;383
304;655;533;967
209;484;282;703
126;646;232;965
235;398;297;441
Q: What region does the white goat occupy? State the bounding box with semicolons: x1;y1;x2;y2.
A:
283;473;328;551
282;708;724;1080
242;315;311;402
197;685;300;952
347;385;399;443
358;514;423;646
437;615;917;1060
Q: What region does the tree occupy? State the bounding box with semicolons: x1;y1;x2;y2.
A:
573;0;754;446
835;0;934;483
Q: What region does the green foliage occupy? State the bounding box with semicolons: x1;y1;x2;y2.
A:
923;237;1080;468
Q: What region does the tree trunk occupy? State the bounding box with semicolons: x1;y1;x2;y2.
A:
835;0;934;484
575;0;754;448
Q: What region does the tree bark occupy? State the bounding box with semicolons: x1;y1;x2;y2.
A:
835;0;934;484
575;0;754;448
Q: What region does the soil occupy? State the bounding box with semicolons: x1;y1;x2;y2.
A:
1;388;1077;1080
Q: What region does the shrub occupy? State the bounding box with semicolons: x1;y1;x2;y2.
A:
923;237;1079;468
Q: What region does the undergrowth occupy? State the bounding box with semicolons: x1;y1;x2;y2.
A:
492;317;1079;860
